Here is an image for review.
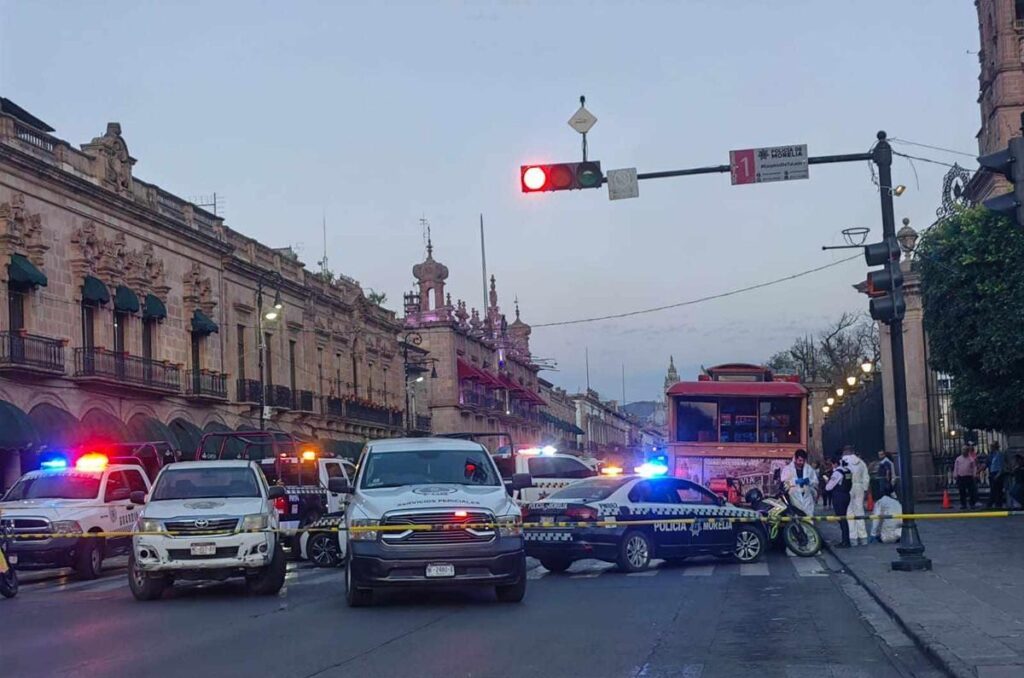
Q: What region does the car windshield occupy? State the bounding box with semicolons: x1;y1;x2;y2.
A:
360;448;500;488
548;476;630;502
2;473;101;500
151;467;261;500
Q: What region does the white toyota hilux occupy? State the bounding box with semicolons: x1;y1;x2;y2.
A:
129;460;287;600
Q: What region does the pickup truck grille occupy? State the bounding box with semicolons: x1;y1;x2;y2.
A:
167;547;239;561
381;510;495;546
1;517;51;542
164;518;239;536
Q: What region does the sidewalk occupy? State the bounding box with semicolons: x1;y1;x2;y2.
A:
820;504;1024;678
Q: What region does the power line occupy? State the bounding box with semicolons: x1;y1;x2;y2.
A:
889;138;975;159
892;150;971;171
533;254;863;329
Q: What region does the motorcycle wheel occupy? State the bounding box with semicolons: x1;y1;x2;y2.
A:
782;521;822;557
0;568;18;598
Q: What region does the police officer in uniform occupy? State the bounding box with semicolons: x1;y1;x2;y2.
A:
825;456;853;548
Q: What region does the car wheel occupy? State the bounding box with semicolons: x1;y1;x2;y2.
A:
616;530;653;572
308;532;342;568
539;557;572;574
128;552;166;601
732;525;766;563
0;567;18;598
246;544;287;595
345;557;373;607
74;538;103;580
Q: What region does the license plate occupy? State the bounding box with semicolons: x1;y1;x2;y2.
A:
541;516;554;526
190;543;216;556
425;563;455;578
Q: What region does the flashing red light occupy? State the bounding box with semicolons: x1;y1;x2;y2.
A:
522;166;547;191
274;496;288;514
301;450;317;461
454;510;468;518
76;453;109;472
566;506;598;522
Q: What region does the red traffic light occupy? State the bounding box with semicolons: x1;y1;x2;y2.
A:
520;162;603;193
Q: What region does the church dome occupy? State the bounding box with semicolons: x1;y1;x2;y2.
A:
412;241;449;283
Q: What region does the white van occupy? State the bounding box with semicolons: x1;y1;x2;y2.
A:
331;437;531;607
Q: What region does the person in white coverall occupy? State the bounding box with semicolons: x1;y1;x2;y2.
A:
779;449;818;516
841;446;871;546
870;490;903;544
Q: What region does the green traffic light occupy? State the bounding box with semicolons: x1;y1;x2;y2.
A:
576;161;602;188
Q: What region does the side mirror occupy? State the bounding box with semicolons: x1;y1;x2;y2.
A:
130;491;147;505
109;488;131;502
510;473;533;491
328;477;352;494
267;486;287;500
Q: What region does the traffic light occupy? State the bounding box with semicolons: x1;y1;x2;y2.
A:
978;137;1024;225
520;161;603;192
864;236;905;323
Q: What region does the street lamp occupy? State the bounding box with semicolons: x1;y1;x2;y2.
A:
821;405;830;414
826;396;835;406
402;331;439;434
256;274;283;431
835;387;845;398
860;357;874;374
846;375;857;387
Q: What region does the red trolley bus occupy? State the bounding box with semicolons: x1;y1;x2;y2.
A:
666;363;807;498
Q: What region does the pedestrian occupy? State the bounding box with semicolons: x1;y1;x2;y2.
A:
953;445;978;509
870;450;895;501
780;449;818;516
842;445;871;546
825;456;853;548
869;487;903;544
1009;455;1024;509
986;441;1007;509
820;459;834;509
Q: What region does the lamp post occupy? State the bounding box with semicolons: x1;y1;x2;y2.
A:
401;331;437;434
256;275;283;431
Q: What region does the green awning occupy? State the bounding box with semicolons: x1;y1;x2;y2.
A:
8;254;47;289
0;400;40;451
191;309;219;335
114;285;140;313
143;293;167;321
82;275;110;304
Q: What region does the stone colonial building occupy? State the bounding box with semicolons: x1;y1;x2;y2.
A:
0;100;404;489
402;240;545;451
538;378;584;453
571;389;636;464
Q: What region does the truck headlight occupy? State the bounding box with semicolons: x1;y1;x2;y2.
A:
51;520;83;535
136;518;163;534
349;519;379;541
497;514;522;537
241;514;269;531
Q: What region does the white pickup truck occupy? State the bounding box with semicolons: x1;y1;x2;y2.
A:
0;457;151;579
128;460;287;600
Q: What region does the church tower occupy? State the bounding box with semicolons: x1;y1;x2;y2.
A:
664;356;680;393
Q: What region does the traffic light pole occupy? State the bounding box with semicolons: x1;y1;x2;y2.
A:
874;134;931;571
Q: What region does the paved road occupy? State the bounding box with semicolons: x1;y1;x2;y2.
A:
2;551;940;678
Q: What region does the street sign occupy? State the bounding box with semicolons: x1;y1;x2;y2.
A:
730;144;809;185
607;168;639;200
568;106;597;134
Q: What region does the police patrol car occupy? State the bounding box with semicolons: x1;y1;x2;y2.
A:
0;453;152;579
494;446;599;503
522;471;766;573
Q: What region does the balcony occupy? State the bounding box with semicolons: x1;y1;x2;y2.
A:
323;396;344;418
413;414;432;433
346;400;400;427
265;384;292;409
187;370;228;401
0;331;65;376
236;378;262;404
73;347;180;395
293;390;315;412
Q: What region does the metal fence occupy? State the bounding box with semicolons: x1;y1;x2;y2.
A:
821;377;884;461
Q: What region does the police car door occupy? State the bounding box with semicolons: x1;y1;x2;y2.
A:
523;456;595;502
321;460;349;513
627;479;690;557
671;479;734;551
102;471;133;550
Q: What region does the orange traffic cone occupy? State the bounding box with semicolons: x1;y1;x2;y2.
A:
942;489;952;510
866;491;875;512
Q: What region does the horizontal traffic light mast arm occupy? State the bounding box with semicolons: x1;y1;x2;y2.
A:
625;151;874;183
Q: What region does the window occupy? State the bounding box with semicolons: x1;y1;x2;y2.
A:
758;398;802;444
527;456;595;479
191;332;201;372
237;324;246;380
103;472;127;502
142;319;154;361
81;304;95;348
351;352;359;395
317;347;324;395
114;311;128;354
123;469;148;494
672;480;721;506
335;352;342;395
152;467;260;500
289;339;297;393
720;397;757;443
8;289;25;331
676;399;718;442
360;448;500;488
628;479;680;504
382;366;388;405
548;476;630;501
324;462;345;479
367;362;374;402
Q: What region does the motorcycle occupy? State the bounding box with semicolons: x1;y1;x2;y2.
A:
744;486;822;557
0;515;18;598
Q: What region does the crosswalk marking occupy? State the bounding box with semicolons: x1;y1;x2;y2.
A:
790;557;828;577
682;564;715;576
82;577;128;593
626;570;659;577
740;562;769;576
527;568;548;580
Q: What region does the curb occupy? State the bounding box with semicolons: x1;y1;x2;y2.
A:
825;542;976;678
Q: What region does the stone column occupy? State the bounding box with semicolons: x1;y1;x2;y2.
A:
804;382;831;461
879;259;935;497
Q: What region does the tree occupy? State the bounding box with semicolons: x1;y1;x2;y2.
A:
917;206;1024;431
766;313;878;384
366;289;387;306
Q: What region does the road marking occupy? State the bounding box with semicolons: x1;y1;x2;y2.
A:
790;557;828;577
290;570;341;587
627;569;660;577
740;562;769;576
82;577;128;593
682;565;715;577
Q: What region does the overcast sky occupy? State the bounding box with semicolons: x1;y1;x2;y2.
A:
0;0;980;402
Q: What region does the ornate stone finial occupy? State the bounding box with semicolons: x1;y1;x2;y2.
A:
489;274;498;308
897;217;919;258
514;295;520;320
446;292;452;307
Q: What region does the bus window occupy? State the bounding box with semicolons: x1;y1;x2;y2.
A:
759;398;802;443
676;400;718;442
720;398;757;443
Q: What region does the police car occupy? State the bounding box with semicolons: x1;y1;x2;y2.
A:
522;470;766;573
0;453;151;579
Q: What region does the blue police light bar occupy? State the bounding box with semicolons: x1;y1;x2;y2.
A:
40;456;68;469
635;462;669;477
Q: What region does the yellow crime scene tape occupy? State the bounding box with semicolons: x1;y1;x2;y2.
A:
6;510;1023;540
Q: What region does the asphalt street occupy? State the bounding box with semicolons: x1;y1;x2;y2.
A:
1;551;942;678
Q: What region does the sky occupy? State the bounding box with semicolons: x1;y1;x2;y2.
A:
0;0;981;402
